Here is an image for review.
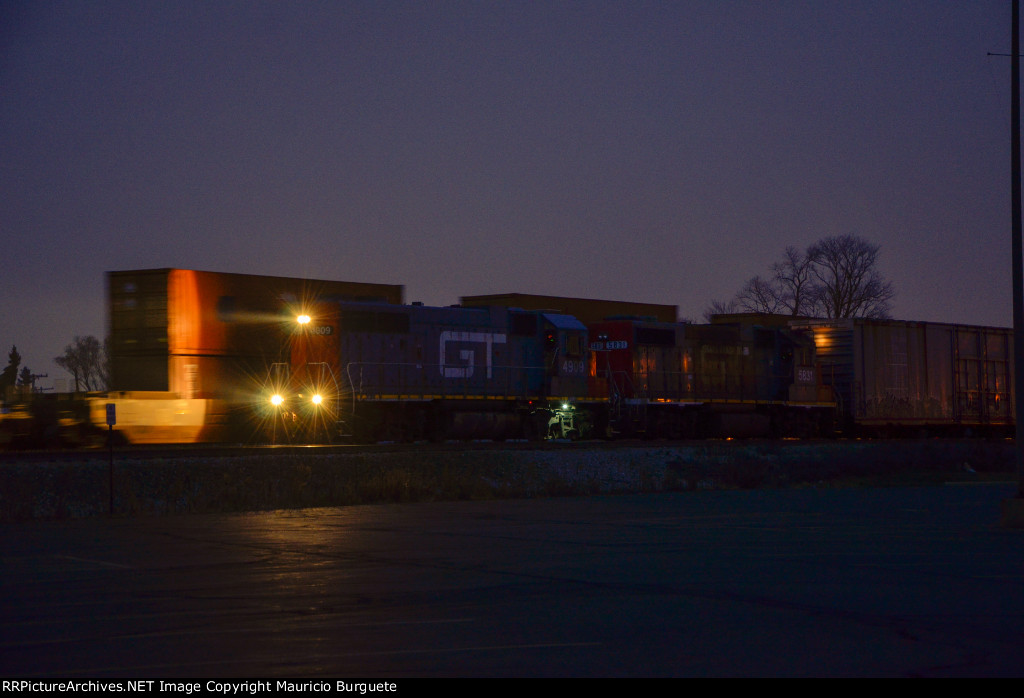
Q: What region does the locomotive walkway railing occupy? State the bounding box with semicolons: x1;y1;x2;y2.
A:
343;361;555;403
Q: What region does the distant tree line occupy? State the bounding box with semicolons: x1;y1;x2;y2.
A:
0;335;110;401
705;234;895;321
0;345;45;397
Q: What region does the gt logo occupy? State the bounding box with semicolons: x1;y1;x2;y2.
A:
439;331;507;379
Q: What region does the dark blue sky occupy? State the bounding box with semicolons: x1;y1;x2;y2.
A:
0;1;1014;386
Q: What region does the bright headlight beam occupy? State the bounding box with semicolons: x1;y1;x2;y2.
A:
270;394;284;406
297;314;311;325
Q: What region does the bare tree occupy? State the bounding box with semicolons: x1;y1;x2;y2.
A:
55;335;107;391
708;235;895;320
735;275;787;314
771;246;817;316
702;297;739;322
807;235;894;319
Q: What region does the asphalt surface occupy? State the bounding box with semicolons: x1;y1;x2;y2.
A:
2;482;1022;677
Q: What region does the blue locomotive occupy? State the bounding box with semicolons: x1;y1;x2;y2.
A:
262;300;589;442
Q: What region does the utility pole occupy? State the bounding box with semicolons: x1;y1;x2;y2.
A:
1005;0;1024;525
1014;0;1023;494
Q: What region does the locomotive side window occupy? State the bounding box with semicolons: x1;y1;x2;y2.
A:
566;334;583;356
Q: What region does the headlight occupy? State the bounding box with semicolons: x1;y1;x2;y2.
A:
270;394;284;406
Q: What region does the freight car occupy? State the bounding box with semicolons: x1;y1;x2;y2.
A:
0;391;224;448
261;300;589;442
108;268;404;431
792;318;1014;436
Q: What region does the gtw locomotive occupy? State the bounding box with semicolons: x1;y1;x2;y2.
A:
260;301;590;442
261;301;835;442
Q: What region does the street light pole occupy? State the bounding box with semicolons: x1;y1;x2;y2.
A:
1013;0;1023;494
1005;0;1024;526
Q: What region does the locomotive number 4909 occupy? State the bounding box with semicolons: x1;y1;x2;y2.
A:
561;359;586;374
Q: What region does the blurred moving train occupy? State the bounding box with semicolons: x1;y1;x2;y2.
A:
0;269;1014;447
260;299;836;443
263;298;1013;443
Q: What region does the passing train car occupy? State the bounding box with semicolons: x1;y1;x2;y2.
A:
106;268;404;442
0;391;225;448
0;392;99;448
10;269;1008;447
263;300;589;442
583;315;834;438
793;318;1014;436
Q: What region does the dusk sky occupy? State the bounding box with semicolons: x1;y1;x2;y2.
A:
1;1;1016;386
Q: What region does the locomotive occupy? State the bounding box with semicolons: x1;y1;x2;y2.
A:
585;315;832;439
258;301;591;442
261;300;835;443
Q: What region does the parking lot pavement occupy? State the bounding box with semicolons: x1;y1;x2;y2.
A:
1;482;1022;677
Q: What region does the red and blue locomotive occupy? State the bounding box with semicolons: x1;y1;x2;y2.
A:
585;315;833;438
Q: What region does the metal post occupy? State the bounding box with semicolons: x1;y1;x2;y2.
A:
106;402;116;516
108;423;114;515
